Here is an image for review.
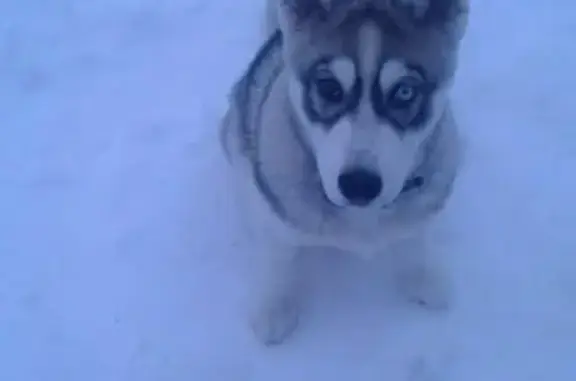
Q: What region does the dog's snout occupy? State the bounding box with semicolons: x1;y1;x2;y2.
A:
337;168;383;206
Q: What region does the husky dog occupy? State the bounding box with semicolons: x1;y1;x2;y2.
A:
220;0;469;345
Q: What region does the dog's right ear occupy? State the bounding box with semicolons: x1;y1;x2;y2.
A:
279;0;352;29
278;0;327;29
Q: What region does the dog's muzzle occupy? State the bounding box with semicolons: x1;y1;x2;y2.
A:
326;172;425;208
337;168;383;206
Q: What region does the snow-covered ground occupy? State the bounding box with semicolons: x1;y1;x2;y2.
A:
1;0;576;379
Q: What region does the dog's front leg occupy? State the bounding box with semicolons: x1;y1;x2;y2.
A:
250;242;303;346
391;234;452;310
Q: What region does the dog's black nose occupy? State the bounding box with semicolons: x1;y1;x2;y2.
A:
337;169;383;206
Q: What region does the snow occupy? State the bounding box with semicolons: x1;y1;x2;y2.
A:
1;0;576;380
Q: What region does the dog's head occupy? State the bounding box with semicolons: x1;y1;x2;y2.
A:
277;0;468;209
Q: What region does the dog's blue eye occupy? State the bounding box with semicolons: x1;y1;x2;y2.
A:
388;82;418;109
315;77;344;104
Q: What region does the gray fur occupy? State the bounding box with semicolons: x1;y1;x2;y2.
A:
221;0;464;237
221;0;469;345
278;0;468;85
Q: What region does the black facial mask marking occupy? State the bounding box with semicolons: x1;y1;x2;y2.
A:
302;57;362;127
302;58;436;132
371;64;437;132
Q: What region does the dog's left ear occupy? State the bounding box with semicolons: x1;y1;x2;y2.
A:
386;0;468;21
385;0;469;39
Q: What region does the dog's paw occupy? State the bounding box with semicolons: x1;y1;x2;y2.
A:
251;296;300;346
397;267;452;311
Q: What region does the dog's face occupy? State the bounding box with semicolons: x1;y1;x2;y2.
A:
278;0;468;209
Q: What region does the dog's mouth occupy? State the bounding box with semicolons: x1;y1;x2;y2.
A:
401;176;425;194
374;176;425;210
